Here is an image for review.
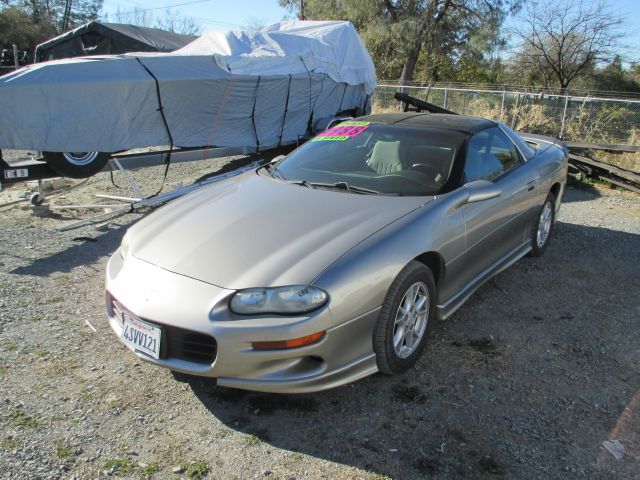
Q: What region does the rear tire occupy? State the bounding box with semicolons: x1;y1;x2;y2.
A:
529;192;556;257
373;261;436;374
42;151;111;179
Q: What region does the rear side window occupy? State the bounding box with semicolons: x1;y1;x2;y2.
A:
464;127;521;183
500;124;536;160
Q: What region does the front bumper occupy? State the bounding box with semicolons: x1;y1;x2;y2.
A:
105;253;379;393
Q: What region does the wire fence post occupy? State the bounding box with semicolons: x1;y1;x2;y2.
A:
443;88;448;109
559;94;570;139
500;90;506;122
510;93;520;128
12;44;19;69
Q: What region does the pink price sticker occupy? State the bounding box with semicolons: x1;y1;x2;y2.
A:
312;121;370;142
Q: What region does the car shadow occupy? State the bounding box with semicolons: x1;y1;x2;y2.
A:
9;221;134;277
562;184;602;203
180;220;639;479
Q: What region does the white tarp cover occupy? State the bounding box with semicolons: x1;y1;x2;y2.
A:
0;20;375;152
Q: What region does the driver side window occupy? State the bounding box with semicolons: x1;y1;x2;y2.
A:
464;128;521;183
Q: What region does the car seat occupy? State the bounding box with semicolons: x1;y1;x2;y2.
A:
366;140;402;175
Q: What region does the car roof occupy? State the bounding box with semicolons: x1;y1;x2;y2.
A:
358;113;498;134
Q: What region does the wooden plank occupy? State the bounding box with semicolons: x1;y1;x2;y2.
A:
602;176;640;194
569;153;640;189
566;142;640;153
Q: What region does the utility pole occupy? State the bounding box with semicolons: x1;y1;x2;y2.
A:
299;0;305;20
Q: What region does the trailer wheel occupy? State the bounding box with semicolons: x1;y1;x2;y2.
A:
42;151;111;179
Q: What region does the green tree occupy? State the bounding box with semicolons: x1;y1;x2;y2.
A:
0;5;54;53
280;0;517;83
591;56;640;93
1;0;102;53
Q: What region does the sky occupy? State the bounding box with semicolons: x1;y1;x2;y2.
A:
100;0;639;60
100;0;291;31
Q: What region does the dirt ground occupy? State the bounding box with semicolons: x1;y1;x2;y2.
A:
0;157;639;479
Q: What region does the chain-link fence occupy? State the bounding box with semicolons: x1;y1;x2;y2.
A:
373;84;640;145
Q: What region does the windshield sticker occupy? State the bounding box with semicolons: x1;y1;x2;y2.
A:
312;122;370;142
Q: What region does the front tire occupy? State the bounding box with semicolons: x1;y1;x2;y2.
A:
529;192;556;257
42;151;111;178
373;261;436;374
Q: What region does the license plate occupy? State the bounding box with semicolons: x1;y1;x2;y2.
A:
121;313;161;359
4;169;29;179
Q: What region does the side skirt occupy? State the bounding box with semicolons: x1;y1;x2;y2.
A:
436;241;532;320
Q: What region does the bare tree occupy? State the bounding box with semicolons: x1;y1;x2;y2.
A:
110;7;154;28
108;6;201;36
155;8;202;36
512;0;625;91
243;16;267;33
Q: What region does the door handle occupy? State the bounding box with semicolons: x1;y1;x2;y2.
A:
527;180;536;191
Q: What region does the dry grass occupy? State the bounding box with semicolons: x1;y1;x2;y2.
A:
372;92;640;174
372;91;640;147
587;151;640;172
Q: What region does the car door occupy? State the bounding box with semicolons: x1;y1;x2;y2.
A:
456;127;537;288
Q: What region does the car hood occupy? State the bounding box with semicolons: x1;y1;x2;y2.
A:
129;170;429;289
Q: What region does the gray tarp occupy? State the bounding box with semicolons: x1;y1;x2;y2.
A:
0;20;375;153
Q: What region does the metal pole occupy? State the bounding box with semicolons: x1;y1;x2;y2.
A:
559;94;570;139
12;44;19;69
443;88;448;109
500;90;506;122
511;93;520;128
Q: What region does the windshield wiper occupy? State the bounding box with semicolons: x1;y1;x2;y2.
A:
265;163;285;180
306;181;383;195
287;179;314;188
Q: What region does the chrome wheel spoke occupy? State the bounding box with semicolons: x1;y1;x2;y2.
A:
393;281;430;359
411;285;420;304
414;296;428;313
393;325;405;351
400;298;411;316
536;201;553;248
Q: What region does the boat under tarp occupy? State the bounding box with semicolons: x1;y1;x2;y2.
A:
0;21;375;153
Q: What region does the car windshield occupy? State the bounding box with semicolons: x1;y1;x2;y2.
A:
272;122;465;195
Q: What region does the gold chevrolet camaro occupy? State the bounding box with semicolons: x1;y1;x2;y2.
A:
105;114;568;393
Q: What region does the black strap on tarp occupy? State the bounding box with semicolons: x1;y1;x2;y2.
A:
278;74;292;147
251;76;261;151
135;57;174;196
307;74;325;134
300;57;314;136
338;83;347;111
362;94;370;115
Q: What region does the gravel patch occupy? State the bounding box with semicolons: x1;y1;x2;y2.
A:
0;161;638;479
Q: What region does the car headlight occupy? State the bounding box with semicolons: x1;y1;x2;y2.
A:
119;232;131;261
229;286;328;315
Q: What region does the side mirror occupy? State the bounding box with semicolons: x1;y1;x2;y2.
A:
269;155;286;164
461;180;502;205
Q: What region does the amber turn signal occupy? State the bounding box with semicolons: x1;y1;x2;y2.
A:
252;331;326;350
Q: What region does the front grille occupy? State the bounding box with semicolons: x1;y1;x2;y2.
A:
109;294;217;365
163;324;217;364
